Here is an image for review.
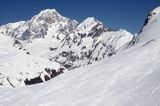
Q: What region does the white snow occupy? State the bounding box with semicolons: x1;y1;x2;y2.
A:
0;33;65;88
75;17;104;36
140;6;160;43
0;7;159;106
0;37;160;105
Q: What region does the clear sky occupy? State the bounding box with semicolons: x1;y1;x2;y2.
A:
0;0;159;33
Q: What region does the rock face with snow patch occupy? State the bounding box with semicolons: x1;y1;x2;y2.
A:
130;6;160;45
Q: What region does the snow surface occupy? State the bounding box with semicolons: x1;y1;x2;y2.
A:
0;34;65;88
0;7;159;105
1;35;160;105
140;6;160;43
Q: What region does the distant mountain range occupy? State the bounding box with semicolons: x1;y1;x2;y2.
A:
0;9;133;87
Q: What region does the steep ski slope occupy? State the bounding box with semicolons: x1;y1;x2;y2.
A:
0;6;160;106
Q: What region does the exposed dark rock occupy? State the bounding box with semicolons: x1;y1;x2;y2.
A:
82;46;86;49
45;68;65;78
24;76;43;85
50;69;57;78
44;75;50;81
62;51;69;57
58;68;64;74
144;12;156;26
44;68;50;73
13;40;21;47
21;29;32;40
26;52;31;55
50;47;57;51
57;36;60;40
64;64;72;69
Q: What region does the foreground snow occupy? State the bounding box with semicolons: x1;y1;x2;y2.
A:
0;40;160;105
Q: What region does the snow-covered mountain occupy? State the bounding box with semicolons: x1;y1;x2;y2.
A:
130;6;160;46
0;9;133;87
0;9;78;40
49;18;133;69
0;6;159;105
139;6;160;43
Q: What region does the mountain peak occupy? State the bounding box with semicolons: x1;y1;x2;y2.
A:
31;9;63;23
138;6;160;43
76;17;102;32
81;17;100;25
83;17;97;22
38;9;59;16
144;6;160;26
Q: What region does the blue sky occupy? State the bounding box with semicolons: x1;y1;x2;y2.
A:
0;0;159;33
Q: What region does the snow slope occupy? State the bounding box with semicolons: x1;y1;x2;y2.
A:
0;33;67;88
139;6;160;43
0;6;160;105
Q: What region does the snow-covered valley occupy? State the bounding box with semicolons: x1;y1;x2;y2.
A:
0;5;160;106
